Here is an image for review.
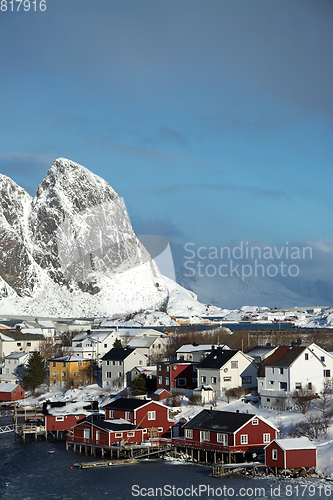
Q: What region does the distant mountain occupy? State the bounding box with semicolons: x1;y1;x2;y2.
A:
0;158;222;318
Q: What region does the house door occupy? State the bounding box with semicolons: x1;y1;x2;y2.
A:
96;430;100;442
147;428;159;438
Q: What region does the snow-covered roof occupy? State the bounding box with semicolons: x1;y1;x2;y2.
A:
127;337;161;348
154;388;169;395
49;355;90;362
0;332;14;341
268;437;316;451
176;344;219;353
194;384;214;392
0;382;20;392
5;352;30;360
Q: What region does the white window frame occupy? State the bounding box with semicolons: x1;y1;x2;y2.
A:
127;431;135;437
148;411;156;420
109;410;114;419
217;433;228;445
177;378;186;386
263;433;271;443
115;432;123;438
125;411;131;421
252;418;258;425
200;430;210;442
55;416;64;421
272;449;277;460
185;428;193;439
211;377;217;384
158;427;163;432
240;434;248;444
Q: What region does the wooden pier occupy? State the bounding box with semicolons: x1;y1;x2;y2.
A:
13;404;47;442
212;462;267;478
74;458;139;469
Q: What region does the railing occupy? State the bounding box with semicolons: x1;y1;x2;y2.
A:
66;436;107;447
171;438;258;454
0;425;14;434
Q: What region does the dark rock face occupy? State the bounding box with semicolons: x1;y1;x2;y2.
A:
0;158;152;298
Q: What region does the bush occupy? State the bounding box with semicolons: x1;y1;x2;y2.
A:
187;393;202;406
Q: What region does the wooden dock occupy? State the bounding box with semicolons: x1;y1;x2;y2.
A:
212;462;266;478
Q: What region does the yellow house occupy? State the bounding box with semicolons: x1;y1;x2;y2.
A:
48;355;91;387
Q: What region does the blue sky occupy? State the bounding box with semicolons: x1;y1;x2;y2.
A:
0;0;332;281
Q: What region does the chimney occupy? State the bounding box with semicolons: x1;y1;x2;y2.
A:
217;346;223;357
236;409;239;413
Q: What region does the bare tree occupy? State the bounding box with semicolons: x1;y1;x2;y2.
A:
292;387;317;414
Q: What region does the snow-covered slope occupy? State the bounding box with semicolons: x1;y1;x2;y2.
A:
0;158;222;318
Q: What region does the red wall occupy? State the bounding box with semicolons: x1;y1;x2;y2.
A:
73;421;144;445
0;386;25;402
265;442;316;469
45;414;85;432
234;419;277;447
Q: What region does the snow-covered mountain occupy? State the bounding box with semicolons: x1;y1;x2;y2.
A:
0;158;221;318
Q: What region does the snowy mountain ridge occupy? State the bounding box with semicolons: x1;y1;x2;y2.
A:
0;158;222;319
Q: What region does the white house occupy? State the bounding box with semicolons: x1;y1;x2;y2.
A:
0;331;43;359
257;343;333;410
126;335;168;362
68;329;121;360
196;347;258;397
101;347;148;389
0;352;31;381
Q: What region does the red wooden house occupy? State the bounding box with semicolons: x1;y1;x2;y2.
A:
265;438;317;470
0;383;25;402
103;398;174;438
42;401;98;433
178;409;278;453
157;361;198;392
71;417;144;447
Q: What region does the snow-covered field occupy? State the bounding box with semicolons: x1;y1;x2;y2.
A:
19;385;333;477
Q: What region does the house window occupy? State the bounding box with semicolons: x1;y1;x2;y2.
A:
112;360;116;365
279;368;284;375
223;377;231;382
125;412;131;421
53;362;56;367
193;366;197;372
118;372;122;378
165;377;169;386
201;376;207;383
240;434;248;444
269;380;274;385
263;433;270;443
185;429;193;439
115;432;123;438
62;362;66;367
142;429;147;434
158;365;161;371
104;344;107;348
52;371;57;377
17;343;21;346
266;398;270;402
139;360;143;365
62;371;66;377
324;370;331;378
158;377;162;385
166;365;170;372
272;367;274;374
295;382;301;389
109;410;114;418
211;377;217;384
308;382;312;390
178;378;186;386
158;427;163;432
231;361;238;369
192;378;197;383
272;449;277;460
84;428;90;439
148;411;156;420
321;356;325;362
252;419;258;425
73;371;79;377
118;361;122;366
106;372;112;378
55;416;64;421
279;382;287;391
27;342;31;347
305;353;309;360
200;431;210;442
242;376;251;385
217;433;228;445
77;361;82;367
127;432;135;437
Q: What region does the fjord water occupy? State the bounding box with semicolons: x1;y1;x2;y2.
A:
0;431;331;500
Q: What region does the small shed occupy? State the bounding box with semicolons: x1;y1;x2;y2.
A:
193;384;215;404
0;382;25;402
265;438;317;470
153;388;170;401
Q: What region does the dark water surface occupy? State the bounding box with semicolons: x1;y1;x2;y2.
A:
1;431;332;500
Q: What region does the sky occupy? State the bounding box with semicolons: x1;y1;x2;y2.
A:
0;0;332;283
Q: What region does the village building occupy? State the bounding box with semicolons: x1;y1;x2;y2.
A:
192;385;216;404
0;352;31;381
265;438;317;471
245;344;278;365
179;409;278;457
70;417;144;448
257;343;333;410
156;361;198;393
103;397;174;438
0;330;44;359
67;329;121;360
48;355;91;387
153;388;170;401
101;347;147;389
0;382;25;402
196;347;258;397
126;335;168;363
176;344;229;362
42;400;98;434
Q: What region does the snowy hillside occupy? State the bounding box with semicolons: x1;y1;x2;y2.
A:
0;158;224;319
